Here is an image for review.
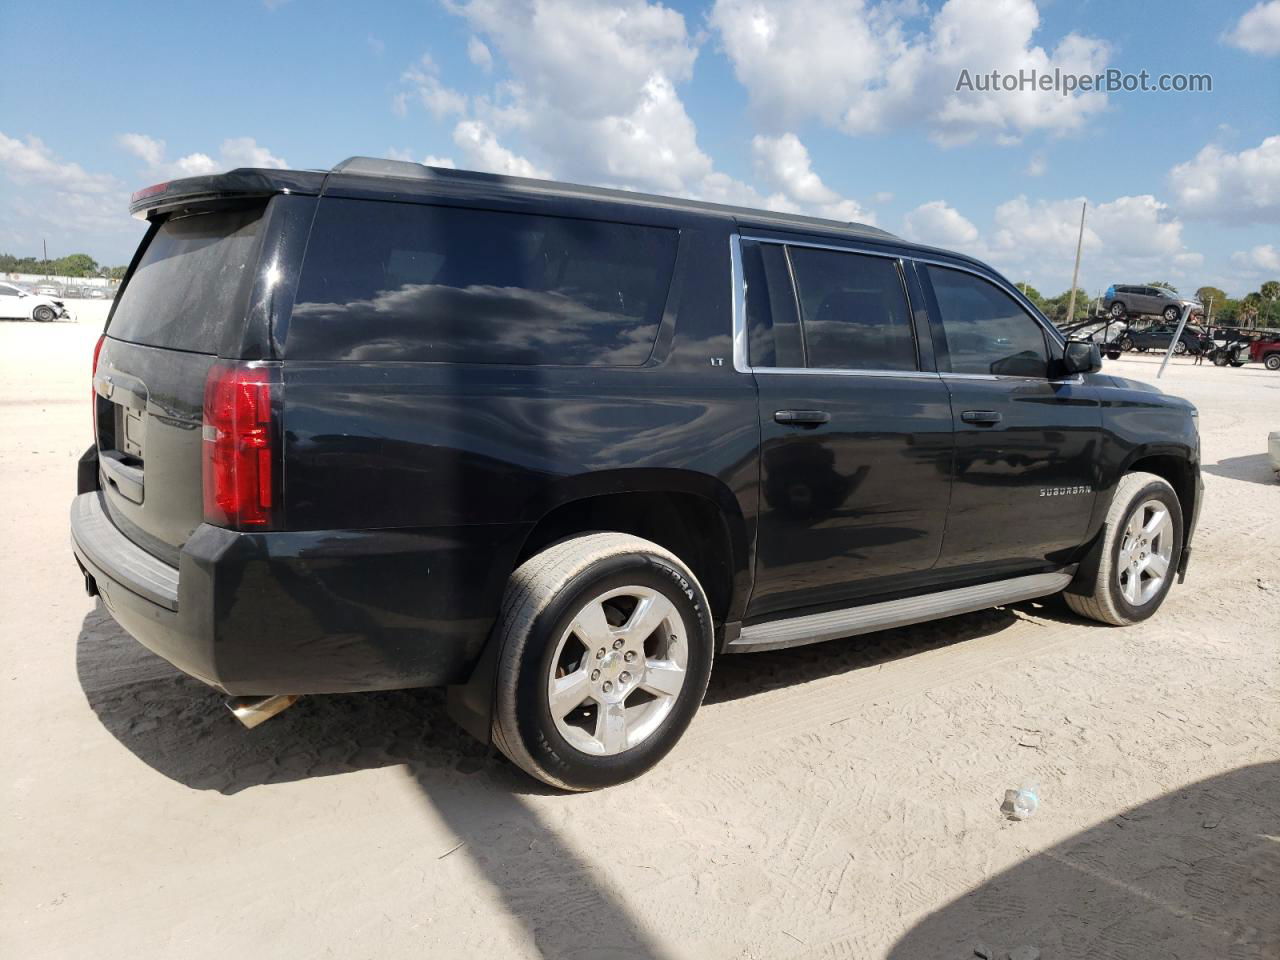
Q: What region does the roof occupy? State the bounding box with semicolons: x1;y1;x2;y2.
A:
326;156;900;242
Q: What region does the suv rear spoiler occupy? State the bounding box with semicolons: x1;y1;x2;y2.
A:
129;168;326;221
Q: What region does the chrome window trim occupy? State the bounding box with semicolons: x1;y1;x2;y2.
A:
730;233;1077;380
913;256;1066;349
732;233;929;377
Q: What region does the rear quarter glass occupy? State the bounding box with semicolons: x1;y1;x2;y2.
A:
107;205;266;355
285;198;678;365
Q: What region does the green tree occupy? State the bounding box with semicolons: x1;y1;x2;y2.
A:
1261;281;1280;326
1195;286;1227;315
54;253;100;277
1147;281;1178;293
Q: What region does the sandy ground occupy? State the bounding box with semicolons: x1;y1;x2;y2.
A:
2;304;1278;960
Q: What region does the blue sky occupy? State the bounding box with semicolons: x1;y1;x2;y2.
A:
1;0;1277;298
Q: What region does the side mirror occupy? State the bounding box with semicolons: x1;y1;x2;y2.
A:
1063;339;1102;374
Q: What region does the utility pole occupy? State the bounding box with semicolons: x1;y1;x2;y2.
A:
42;238;48;279
1064;201;1086;325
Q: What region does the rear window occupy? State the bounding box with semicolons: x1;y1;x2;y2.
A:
286;199;678;365
107;206;265;353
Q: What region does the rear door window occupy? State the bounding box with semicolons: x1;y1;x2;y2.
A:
107;206;265;354
926;265;1050;378
788;247;917;371
287;199;678;365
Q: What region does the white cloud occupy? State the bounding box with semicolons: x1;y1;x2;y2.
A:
1232;244;1280;273
220;137;288;169
425;154;457;168
453;120;549;178
1025;153;1046;176
751;133;872;223
710;0;1109;146
0;132;139;256
1222;1;1280;55
116;132;165;170
468;36;493;71
444;0;708;193
1168;134;1280;223
0;132;118;193
986;193;1200;290
116;134;287;178
902;200;980;248
401;54;469;119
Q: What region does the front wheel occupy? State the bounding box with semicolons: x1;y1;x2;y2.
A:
1118;336;1134;352
490;532;713;791
1173;340;1188;355
1266;354;1280;371
1163;306;1180;322
1064;472;1183;626
32;305;55;322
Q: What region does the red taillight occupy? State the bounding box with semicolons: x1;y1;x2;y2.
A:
91;334;105;435
202;362;279;528
130;181;170;205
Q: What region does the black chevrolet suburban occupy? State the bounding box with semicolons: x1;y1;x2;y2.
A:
71;158;1202;790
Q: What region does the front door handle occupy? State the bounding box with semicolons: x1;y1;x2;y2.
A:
960;409;1002;425
774;409;831;428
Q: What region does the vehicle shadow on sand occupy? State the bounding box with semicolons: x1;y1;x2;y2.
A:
76;599;1038;794
1203;453;1277;487
886;761;1280;960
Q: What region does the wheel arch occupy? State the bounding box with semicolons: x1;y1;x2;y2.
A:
1117;449;1198;543
515;472;751;627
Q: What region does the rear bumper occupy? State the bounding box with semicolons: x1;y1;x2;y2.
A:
70;490;529;695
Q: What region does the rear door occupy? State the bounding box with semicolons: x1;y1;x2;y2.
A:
94;204;270;563
920;262;1100;577
741;237;954;618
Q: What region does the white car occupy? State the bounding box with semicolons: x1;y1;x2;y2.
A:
0;281;69;322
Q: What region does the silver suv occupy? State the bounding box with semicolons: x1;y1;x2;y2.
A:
1106;284;1202;323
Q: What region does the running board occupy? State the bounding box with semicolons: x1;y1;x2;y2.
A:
729;570;1074;653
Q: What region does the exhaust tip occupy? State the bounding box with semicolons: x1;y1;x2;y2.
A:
226;694;300;729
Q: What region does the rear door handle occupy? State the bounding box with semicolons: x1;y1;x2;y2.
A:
774;409;831;428
960;409;1002;425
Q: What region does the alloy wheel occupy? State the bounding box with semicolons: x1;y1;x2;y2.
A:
546;585;688;756
1117;499;1174;607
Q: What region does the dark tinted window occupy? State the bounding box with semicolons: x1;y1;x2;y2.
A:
742;240;803;367
288;199;677;365
927;266;1049;377
788;247;916;370
108;206;265;353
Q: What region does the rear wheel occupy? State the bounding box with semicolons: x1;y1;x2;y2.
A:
1064;472;1183;626
1266;354;1280;371
1109;302;1126;320
1118;336;1134;352
32;305;55;322
1173;340;1188;355
490;533;713;791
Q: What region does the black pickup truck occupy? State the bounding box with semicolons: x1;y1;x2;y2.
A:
71;159;1202;790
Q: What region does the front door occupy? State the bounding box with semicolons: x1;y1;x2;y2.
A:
740;238;954;620
920;263;1100;577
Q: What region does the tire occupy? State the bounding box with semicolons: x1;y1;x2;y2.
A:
1213;354;1229;367
1266;354;1280;371
1105;350;1121;361
1163;306;1180;322
1118;336;1134;352
1064;472;1183;626
1173;340;1188;355
1109;302;1126;319
32;305;55;322
490;532;713;791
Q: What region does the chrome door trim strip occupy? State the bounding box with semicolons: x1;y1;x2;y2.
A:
728;570;1074;653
